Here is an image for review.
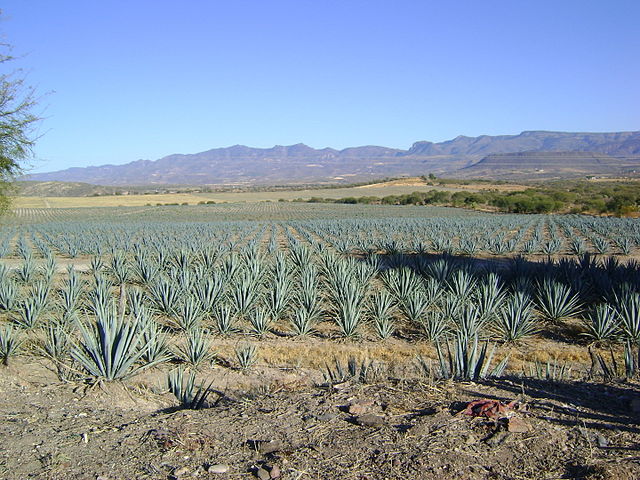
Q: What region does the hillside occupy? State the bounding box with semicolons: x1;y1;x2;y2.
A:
23;130;640;185
457;151;637;179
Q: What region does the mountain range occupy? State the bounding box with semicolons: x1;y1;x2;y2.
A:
25;130;640;185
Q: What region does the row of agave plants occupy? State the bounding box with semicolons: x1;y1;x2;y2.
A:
0;238;639;385
1;213;639;261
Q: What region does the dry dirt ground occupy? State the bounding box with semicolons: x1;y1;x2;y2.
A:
0;361;638;480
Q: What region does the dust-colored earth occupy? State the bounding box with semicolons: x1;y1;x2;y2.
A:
1;361;638;480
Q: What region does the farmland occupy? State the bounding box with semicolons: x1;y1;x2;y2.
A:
1;202;639;479
11;177;522;208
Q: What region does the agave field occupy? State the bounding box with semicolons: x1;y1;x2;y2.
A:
1;203;640;479
0;203;639;387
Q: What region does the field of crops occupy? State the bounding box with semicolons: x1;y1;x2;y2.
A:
1;202;639;377
1;202;640;479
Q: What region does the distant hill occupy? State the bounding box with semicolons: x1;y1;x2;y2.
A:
14;181;122;197
24;130;640;185
457;151;636;179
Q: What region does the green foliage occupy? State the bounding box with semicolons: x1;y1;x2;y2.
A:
300;179;640;216
0;325;22;365
0;42;42;213
71;307;157;381
235;344;257;370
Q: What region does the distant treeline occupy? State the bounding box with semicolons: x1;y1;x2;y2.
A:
294;181;640;216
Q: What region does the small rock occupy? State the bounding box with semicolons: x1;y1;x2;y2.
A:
348;399;376;415
507;417;531;433
207;464;229;474
355;414;385;427
258;440;282;455
316;412;337;422
256;467;270;480
173;466;190;477
269;465;281;479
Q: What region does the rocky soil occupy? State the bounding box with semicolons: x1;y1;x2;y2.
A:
0;362;639;480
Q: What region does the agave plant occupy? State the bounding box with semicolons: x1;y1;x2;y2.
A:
134;255;159;285
148;276;180;315
89;255;105;278
109;251;132;285
540;238;563;256
192;277;224;314
535;279;581;322
368;291;396;340
521;239;539;255
0;278;18;312
228;272;261;318
401;289;430;324
569;238;588;256
126;287;146;318
72;306;157;381
426;258;455;283
493;294;538;342
59;267;84;317
248;307;272;337
333;280;365;338
235;344;258;370
15;254;35;284
458;237;480;256
592;237;611;255
583;303;619;343
474;273;506;321
14;296;45;329
435;333;508;381
41;254;57;286
171;297;203;332
136;309;171;365
0;325;22;366
214;305;237;336
448;269;476;302
420;310;449;342
615;237;633;256
289;307;318;336
40;321;74;380
382;267;422;304
178;327;214;368
167;368;213;410
451;304;485;341
614;290;640;342
323;356;379;384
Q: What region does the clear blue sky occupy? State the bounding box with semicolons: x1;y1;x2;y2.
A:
2;0;639;173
